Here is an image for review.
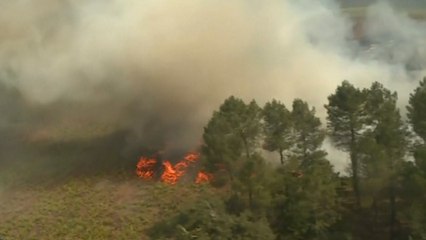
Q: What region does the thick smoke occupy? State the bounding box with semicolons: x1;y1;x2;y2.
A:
0;0;425;172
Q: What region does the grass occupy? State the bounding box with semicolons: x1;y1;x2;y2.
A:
0;175;216;239
0;123;215;239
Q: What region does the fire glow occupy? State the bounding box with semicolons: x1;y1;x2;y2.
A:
136;152;212;185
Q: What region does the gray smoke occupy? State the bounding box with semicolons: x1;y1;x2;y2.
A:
0;0;425;173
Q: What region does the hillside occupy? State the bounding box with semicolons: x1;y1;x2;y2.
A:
1;1;426;239
0;176;216;239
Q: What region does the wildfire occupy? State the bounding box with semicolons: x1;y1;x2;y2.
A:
136;157;157;180
136;152;212;185
161;161;179;184
195;171;213;184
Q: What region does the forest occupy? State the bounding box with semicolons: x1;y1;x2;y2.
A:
1;79;425;239
1;0;426;239
146;78;426;240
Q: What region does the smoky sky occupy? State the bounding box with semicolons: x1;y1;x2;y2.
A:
0;0;425;172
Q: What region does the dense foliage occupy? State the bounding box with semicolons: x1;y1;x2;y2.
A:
150;79;426;240
2;79;426;239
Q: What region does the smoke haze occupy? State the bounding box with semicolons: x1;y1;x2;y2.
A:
0;0;425;174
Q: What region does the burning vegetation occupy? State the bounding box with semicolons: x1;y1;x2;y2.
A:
136;152;212;184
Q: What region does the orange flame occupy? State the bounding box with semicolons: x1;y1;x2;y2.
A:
136;152;212;184
161;161;180;184
161;152;200;184
183;152;199;162
195;171;213;184
136;157;157;180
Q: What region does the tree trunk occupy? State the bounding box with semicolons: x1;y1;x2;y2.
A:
350;128;361;208
220;152;234;185
389;172;397;240
241;135;250;160
302;133;308;163
279;149;284;165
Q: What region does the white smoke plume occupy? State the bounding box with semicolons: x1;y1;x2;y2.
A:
0;0;424;171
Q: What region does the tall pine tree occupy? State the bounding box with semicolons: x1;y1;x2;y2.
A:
362;82;408;240
325;80;367;207
263;99;293;165
291;99;326;166
202;96;267;212
269;100;339;240
405;77;426;238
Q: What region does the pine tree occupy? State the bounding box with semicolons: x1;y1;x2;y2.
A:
202;96;262;180
269;99;339;240
361;82;408;240
407;77;426;141
291;99;326;166
325;80;367;207
263;99;293;165
202;96;267;212
405;77;426;239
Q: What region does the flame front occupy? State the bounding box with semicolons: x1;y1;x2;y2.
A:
183;152;199;163
136;152;211;185
136;157;157;180
161;161;180;184
195;171;212;184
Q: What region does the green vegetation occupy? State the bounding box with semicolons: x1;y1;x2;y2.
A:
325;80;367;207
2;78;426;239
0;178;217;239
